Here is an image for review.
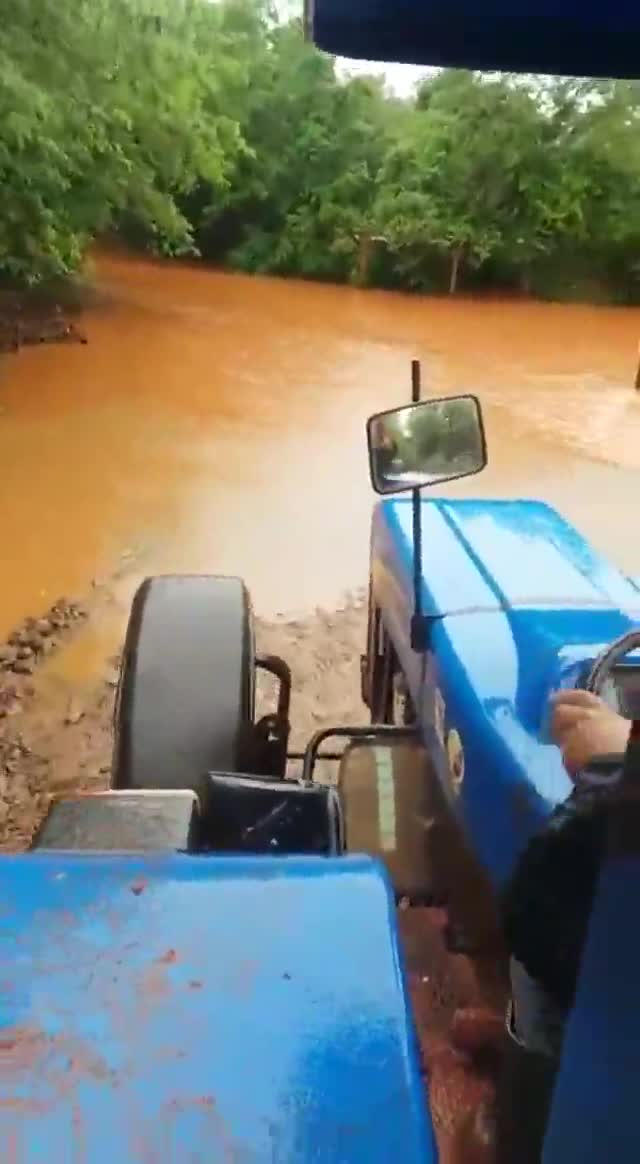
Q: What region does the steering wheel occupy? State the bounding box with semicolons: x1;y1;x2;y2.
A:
568;627;640;787
585;627;640;697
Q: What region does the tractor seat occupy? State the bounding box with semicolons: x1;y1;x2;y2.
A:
203;772;344;856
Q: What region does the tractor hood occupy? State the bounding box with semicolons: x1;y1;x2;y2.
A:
305;0;639;81
377;497;640;621
370;497;640;885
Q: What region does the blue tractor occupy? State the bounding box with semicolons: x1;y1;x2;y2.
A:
3;5;640;1161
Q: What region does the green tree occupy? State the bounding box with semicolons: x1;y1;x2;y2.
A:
548;80;640;301
0;2;638;304
203;23;390;283
0;0;245;283
374;72;565;294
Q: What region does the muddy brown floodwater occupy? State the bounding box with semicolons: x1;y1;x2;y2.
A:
1;252;640;639
0;251;639;1157
1;252;640;644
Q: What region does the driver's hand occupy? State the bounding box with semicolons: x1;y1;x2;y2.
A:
550;689;631;777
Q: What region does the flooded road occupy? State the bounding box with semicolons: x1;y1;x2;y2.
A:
0;251;639;663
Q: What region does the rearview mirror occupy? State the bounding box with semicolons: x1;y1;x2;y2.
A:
367;394;487;495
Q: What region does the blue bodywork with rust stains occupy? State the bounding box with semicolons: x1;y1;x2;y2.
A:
371;496;640;886
0;852;436;1164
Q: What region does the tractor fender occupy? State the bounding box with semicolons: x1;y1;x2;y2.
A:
112;575;255;798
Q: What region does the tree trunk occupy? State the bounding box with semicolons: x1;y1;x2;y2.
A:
356;234;373;286
449;247;463;295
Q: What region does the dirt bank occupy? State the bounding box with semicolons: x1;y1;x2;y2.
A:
0;591;368;850
0;289;87;354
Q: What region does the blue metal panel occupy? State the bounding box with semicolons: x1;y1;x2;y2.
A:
543;855;640;1164
306;0;639;81
0;853;436;1163
371;498;640;885
377;497;640;620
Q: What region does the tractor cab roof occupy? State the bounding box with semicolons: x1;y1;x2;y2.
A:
305;0;639;81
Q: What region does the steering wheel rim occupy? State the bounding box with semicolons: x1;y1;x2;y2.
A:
585;628;640;696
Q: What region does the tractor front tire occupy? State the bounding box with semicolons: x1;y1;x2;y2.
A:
112;575;256;800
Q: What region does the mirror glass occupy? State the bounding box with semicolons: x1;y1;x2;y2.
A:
367;394;486;495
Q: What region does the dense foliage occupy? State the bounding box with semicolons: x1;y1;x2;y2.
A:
1;0;639;301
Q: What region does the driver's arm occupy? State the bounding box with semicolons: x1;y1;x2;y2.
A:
550;689;631;777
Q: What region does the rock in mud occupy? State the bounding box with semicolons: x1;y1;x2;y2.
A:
13;659;34;676
64;701;84;726
0;646;18;667
0;597;86;688
451;1008;505;1056
451;1102;497;1164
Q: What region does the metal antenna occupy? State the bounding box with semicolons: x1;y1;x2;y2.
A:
410;360;427;651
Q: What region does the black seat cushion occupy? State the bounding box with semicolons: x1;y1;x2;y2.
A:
204;773;343;856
